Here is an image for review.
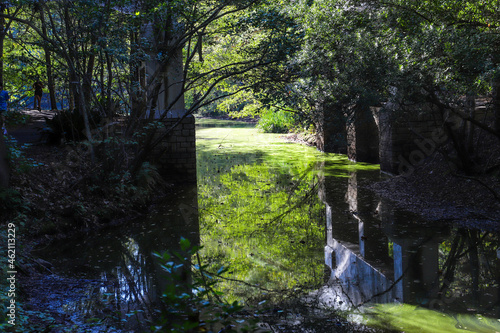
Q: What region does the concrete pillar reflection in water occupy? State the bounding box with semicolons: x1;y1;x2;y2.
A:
379;198;440;304
392;239;439;304
347;172;389;262
323;168;395;306
96;185;200;327
43;185;201;329
152;185;200;297
322;167;442;307
318;163;356;246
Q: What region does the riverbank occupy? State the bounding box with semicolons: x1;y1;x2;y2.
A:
280;127;500;231
1;111;175;331
368;152;500;232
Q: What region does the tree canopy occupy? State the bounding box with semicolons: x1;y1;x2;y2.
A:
1;0;499;176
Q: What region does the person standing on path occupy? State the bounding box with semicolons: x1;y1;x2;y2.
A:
0;84;9;132
34;80;43;111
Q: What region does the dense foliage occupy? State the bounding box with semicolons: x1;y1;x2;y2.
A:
0;0;497;172
197;0;500;173
0;1;499;330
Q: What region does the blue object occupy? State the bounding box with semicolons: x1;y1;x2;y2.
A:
0;90;9;111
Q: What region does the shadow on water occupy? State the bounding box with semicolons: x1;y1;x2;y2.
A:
35;185;199;331
36;120;499;332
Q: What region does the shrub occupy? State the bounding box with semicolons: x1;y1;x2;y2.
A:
257;108;295;133
152;238;258;333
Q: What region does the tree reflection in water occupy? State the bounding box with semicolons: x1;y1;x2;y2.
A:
321;165;499;331
435;228;499;316
36;121;499;332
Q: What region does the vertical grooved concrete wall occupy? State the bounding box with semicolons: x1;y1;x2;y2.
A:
318;101;481;174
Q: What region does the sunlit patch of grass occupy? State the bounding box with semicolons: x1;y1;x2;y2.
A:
195;117;255;128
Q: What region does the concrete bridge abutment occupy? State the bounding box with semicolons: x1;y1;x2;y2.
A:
318;100;448;175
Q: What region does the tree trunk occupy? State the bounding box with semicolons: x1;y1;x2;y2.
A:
0;5;7;186
39;3;57;110
464;92;475;156
127;31;147;136
492;40;500;136
64;3;80;112
105;50;113;118
493;77;500;135
0;4;6;87
82;52;95;113
68;78;75;111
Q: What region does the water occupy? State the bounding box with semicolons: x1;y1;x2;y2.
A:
37;119;499;332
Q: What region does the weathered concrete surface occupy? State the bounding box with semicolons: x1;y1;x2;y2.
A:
140;21;197;183
318;99;495;174
347;106;379;164
146;114;197;183
316;104;347;154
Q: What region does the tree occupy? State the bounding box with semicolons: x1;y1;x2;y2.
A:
248;0;500;173
0;0;300;183
126;0;302;171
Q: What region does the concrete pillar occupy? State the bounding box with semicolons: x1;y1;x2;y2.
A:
346;105;380;163
145;114;197;183
378;100;444;175
316;101;347;154
378;105;395;173
145;47;185;117
140;21;197;183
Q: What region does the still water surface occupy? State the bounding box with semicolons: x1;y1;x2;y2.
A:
41;119;499;332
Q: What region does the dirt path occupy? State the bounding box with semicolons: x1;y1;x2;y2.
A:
7;109;56;145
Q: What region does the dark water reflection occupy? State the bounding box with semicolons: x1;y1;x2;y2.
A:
36;185;199;330
318;166;499;328
37;126;499;332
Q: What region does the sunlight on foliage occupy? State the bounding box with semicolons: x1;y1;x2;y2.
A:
363;303;500;333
